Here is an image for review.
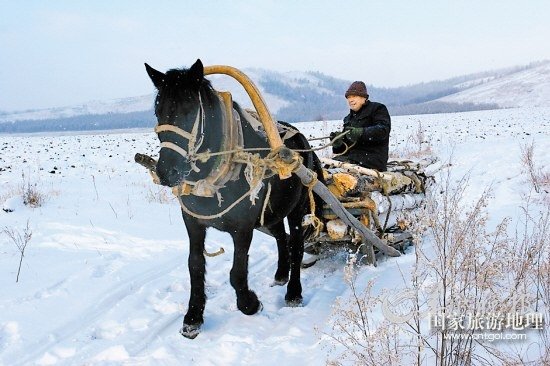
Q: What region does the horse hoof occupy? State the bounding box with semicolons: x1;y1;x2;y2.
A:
285;298;304;308
180;323;201;339
237;292;263;315
249;300;263;315
248;300;263;315
240;300;263;315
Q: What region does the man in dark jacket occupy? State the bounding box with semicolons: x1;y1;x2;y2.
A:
331;81;391;171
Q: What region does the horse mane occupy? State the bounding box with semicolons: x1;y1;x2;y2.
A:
165;68;215;98
154;67;217;119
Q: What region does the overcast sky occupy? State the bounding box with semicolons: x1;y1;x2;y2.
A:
1;0;549;111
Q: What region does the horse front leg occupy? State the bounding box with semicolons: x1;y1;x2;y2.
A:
181;217;207;339
285;210;305;307
229;229;263;315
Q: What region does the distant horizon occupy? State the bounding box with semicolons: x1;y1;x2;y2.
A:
1;59;548;114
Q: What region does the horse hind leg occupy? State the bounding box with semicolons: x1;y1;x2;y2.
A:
181;217;207;339
285;210;305;307
267;220;290;286
229;228;263;315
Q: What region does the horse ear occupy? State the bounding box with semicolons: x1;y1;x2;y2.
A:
144;63;165;89
189;59;204;86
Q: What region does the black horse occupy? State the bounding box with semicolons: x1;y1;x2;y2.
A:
145;59;323;338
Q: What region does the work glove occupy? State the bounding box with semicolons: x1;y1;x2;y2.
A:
344;127;363;143
330;131;344;149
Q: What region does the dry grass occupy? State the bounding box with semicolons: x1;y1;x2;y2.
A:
145;185;173;204
391;122;433;159
520;141;549;194
20;171;46;208
323;163;550;365
0;183;17;206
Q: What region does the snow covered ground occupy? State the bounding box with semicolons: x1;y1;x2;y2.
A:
0;107;549;365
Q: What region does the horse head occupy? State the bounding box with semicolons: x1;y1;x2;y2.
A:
145;59;221;187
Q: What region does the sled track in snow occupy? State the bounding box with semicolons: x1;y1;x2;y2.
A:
10;257;183;365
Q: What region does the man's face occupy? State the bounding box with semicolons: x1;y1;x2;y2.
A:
347;95;367;112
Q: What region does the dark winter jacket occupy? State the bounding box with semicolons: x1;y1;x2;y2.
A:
332;101;391;171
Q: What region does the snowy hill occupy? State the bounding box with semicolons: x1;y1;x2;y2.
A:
436;61;550;107
0;69;320;123
0;94;155;123
0;67;350;133
2;61;550;133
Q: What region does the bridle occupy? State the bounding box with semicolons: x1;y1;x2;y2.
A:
154;91;206;174
154;89;244;199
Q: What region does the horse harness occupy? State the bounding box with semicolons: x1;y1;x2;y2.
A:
144;88;320;240
152;90;300;204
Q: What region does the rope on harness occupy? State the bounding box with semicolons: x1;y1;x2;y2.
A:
154;91;206;173
174;146;302;220
302;128;357;156
239;152;269;205
333;141;357;157
259;182;272;226
175;178;262;220
301;171;324;238
187;92;206;171
265;146;303;178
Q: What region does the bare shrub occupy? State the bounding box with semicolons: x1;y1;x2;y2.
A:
520;141;549;194
323;258;406;366
323;165;549;365
145;185;173;204
0;183;18;206
2;220;32;283
414;170;546;365
20;171;45;208
391;121;433;159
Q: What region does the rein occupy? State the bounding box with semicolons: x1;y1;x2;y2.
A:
152;105;348;220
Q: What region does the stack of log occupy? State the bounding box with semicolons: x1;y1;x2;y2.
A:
308;157;434;244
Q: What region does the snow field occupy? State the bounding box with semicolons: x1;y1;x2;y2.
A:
1;106;549;365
